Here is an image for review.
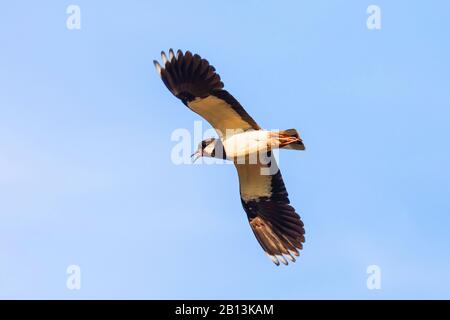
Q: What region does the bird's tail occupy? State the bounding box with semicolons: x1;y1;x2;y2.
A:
276;129;305;150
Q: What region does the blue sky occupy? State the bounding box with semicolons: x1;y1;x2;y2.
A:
1;1;450;299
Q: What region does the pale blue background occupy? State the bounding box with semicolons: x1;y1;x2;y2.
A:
1;1;449;299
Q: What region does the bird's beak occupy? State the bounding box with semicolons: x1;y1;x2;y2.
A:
191;150;201;163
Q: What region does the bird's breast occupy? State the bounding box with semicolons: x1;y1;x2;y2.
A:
222;130;272;161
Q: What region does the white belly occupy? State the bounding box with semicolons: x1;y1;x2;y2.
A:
222;130;272;159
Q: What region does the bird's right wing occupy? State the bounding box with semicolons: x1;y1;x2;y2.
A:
154;49;260;139
235;156;305;265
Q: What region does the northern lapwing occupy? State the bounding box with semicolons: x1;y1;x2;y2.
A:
154;49;306;265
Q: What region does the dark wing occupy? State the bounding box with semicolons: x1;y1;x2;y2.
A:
235;157;305;265
154;49;260;137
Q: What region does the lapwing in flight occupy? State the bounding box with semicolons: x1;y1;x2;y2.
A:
154;49;306;265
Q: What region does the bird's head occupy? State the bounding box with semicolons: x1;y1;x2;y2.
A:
191;137;225;162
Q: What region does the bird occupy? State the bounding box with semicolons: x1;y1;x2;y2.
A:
153;49;306;265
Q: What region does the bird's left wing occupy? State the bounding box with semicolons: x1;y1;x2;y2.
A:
154;49;260;138
235;156;305;265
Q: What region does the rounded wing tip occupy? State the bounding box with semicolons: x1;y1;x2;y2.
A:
153;60;162;76
290;249;300;257
267;251;300;266
266;253;280;266
286;253;296;263
278;255;289;265
169;48;175;61
161;51;168;64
